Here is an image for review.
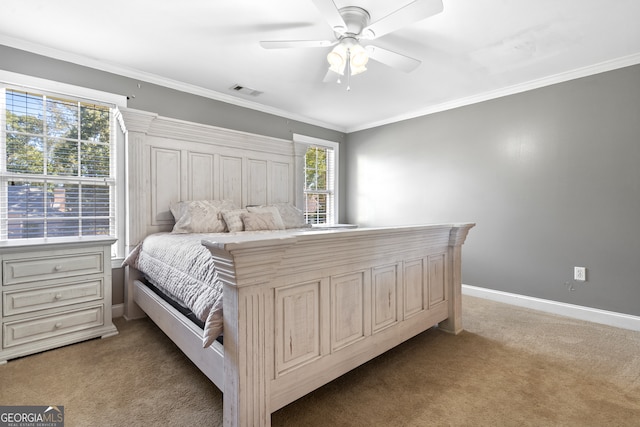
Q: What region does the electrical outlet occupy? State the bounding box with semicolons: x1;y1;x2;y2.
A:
574;266;586;282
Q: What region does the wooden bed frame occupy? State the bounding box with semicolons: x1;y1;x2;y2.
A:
119;108;474;426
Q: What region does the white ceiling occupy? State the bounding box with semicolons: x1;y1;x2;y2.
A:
1;0;640;132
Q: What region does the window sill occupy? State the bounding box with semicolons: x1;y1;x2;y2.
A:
311;223;358;230
0;235;117;249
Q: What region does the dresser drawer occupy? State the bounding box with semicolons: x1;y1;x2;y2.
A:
3;305;104;348
3;279;103;317
3;251;104;286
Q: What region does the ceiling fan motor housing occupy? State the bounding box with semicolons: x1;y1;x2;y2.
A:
335;6;371;38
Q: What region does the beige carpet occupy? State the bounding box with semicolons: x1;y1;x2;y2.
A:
1;295;639;426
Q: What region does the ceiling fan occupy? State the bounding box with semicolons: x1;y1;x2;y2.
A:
260;0;444;87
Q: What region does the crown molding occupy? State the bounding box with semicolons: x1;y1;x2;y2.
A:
0;36;346;133
3;35;639;135
348;52;640;133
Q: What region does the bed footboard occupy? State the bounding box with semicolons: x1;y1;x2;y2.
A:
204;223;474;426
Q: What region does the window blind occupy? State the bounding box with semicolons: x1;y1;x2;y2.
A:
304;145;335;225
1;88;115;240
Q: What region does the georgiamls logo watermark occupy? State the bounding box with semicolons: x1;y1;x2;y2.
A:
0;405;64;427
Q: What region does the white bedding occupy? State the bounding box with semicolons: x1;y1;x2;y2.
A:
123;229;314;347
124;232;225;347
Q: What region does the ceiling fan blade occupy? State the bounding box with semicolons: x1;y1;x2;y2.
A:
311;0;348;34
260;40;336;49
365;45;422;72
322;69;341;83
361;0;443;40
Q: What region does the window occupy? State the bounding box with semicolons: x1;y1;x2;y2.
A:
295;134;338;225
1;85;117;242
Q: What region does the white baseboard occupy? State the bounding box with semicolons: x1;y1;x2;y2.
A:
112;303;124;319
462;284;640;332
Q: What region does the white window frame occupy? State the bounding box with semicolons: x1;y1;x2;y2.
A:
0;71;127;263
293;133;339;225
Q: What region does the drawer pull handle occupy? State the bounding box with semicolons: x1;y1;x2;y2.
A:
54;322;63;329
54;293;63;300
54;265;63;271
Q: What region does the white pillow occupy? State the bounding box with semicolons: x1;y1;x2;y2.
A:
271;203;309;229
241;212;283;231
246;205;285;230
170;200;237;233
221;209;248;232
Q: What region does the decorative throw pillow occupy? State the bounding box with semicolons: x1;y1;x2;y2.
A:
170;200;237;233
220;209;248;232
271;203;309;229
241;212;282;231
246;205;285;230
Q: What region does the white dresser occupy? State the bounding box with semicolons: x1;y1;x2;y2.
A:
1;237;118;364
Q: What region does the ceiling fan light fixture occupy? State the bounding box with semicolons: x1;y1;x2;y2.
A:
350;63;367;76
327;43;347;75
328;62;346;75
327;50;344;67
349;43;369;68
327;40;369;77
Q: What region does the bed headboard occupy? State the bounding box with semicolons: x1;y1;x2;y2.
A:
119;108;304;251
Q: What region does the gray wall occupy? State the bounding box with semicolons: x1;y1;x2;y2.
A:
345;64;640;317
4;44;639;317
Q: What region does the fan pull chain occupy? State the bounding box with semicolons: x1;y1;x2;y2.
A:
346;50;351;91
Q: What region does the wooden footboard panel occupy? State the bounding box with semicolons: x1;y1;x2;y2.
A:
204;223;474;426
270;290;449;411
